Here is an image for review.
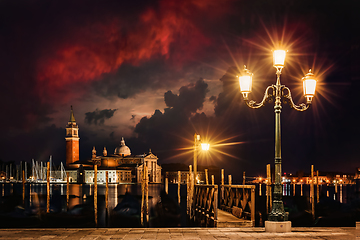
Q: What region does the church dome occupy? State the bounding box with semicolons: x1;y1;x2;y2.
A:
114;137;131;156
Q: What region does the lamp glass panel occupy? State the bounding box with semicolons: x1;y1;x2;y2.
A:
303;79;317;96
201;143;210;151
239;75;252;93
273;50;286;67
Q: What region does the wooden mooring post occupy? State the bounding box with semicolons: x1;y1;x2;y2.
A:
186;173;190;215
145;166;149;224
266;164;272;214
94;164;98;226
311;165;315;221
188;165;193;219
165;177;168;194
221;169;224;199
340;184;343;203
178;171;181;204
105;171;109;211
211;175;214;185
141;165;149;226
47;162;50;213
335;182;338;200
22;170;25;206
66;172;69;210
228;175;232;185
141;167;144;226
316;170;319;203
205;169;208;185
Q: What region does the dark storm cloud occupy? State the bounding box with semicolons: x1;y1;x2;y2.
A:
85;109;117;125
91;61;186;99
134;78;209;150
209;96;217;103
164;78;209;114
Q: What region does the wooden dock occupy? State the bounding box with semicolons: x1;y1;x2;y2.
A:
217;209;253;228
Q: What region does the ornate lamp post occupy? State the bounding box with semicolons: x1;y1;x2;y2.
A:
193;133;210;184
239;50;317;222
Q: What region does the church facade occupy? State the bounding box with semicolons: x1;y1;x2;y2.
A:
65;107;162;184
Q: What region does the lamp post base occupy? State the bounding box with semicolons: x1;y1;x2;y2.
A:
265;221;291;232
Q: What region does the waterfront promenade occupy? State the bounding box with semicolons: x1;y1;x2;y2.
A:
0;227;358;239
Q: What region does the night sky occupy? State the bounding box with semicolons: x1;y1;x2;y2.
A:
0;0;359;181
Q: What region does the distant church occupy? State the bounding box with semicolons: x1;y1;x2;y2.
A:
65;106;162;184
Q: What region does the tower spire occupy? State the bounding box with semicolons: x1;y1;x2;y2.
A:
66;106;80;166
69;105;76;122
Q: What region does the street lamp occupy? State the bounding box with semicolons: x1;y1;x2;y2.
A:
194;133;210;183
239;50;317;222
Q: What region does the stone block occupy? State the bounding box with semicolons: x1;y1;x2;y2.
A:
265;221;291;232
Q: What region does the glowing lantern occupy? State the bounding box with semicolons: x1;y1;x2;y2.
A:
201;143;210;151
239;65;253;99
302;69;317;103
273;50;286;68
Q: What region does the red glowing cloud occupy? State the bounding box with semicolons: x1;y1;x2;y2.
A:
35;0;231;102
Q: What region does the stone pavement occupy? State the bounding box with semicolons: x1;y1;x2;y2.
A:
0;227;358;239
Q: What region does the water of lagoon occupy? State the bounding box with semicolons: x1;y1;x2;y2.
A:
0;182;358;227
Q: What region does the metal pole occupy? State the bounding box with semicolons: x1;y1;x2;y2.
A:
268;72;287;221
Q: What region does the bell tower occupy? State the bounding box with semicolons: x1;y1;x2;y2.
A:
65;106;79;166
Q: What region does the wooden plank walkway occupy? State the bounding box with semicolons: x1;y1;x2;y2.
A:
217;209;253;228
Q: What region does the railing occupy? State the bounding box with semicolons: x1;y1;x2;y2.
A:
220;184;255;227
191;184;218;227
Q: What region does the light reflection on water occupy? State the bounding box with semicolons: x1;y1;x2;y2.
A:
0;183;164;227
256;183;358;204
